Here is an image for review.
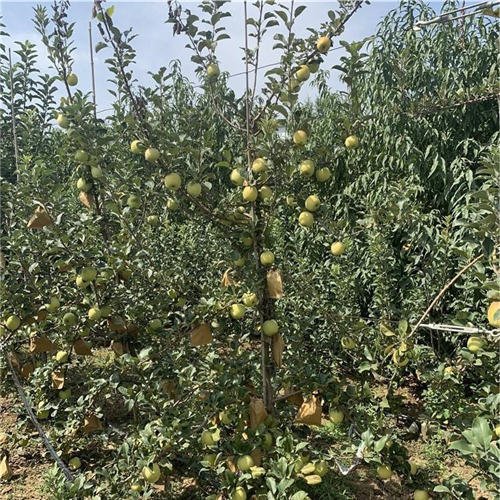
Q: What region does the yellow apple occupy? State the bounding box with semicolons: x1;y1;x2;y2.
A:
345;135;359;149
55;350;68;363
488;301;500;327
81;266;97;281
377;465;392;479
147;215;159;225
243;186;258;202
56;114;69;128
75;276;89;288
127;195;142;208
494;425;500;438
296;65;311;82
201;430;215;446
330;242;345;256
413;491;429;500
207;63;220;80
242;292;258;307
66;72;78;86
167;198;179;210
237;455;254;472
230;304;246;319
299;211;314;227
88;308;101;321
467;335;485;353
145;147;160;163
252;158;267;174
299;159;315;177
46;296;60;312
74;150;89;162
259;186;273;200
91;166;103;179
232;487;247;500
4;315;20;331
260;251;275;266
317;36;331;53
164;173;182;190
230;169;245;186
329;409;344;424
130;140;145;154
316;167;331;182
341;337;356;350
286;195;297;207
130;483;142;492
314;461;328;477
63;312;77;326
76;178;92;192
293;130;307;145
408;460;418;475
142;463;161;483
262;319;278;336
187;182;202;198
305;195;320;212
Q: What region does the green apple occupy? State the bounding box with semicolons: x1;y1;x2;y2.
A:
341;337;356;350
100;305;112;318
252;158;267;174
59;389;72;400
81;266;97;281
37;402;49;420
130;140;145;155
207;63;220;80
260;251;275;266
230;304;246;319
329;409;344;424
259;186;273;200
76;178;92;192
317;36;331;53
316;167;331;182
186;182;202;198
299;211;314;227
305;195;320;212
242;292;258;307
232;487;247;500
308;60;320;73
345;135;359;149
145;147;160;163
66;73;78;86
296;65;311;82
377;465;392;479
243;186;258;202
164;173;182;191
167;198;179;210
91;166;103;179
74;150;88;162
293;130;307;145
88;308;101;321
142;463;161;483
237;455;254;472
234;254;246;267
330;242;345;256
63;312;77;326
5;315;21;331
286;195;297;207
147;215;159;225
413;491;429;500
230;169;244;186
201;430;215;446
299;160;315;177
241;235;253;247
262;319;278;336
55;350;69;363
56;114;69;128
127;195;142;208
262;432;273;449
149;319;162;330
130;483;142;492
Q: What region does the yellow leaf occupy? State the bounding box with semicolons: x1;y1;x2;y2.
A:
29;336;54;353
295;395;322;426
83;414;102;433
249;398;268;429
221;269;236;287
271;333;284;368
74;339;92;356
0;456;13;480
20;362;34;379
267;270;283;299
250;447;262;467
79;191;94;209
51;371;65;389
190;324;213;347
27;206;53;229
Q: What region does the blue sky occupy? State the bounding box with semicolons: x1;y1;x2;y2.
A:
2;1;445;110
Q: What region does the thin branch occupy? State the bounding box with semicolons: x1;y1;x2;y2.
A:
8;49;20;181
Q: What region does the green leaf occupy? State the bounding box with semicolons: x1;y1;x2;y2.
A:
449;439;476;455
